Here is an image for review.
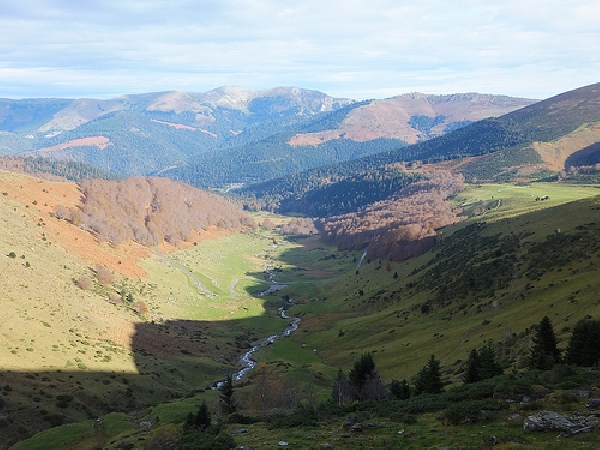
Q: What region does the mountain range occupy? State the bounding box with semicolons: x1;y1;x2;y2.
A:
0;86;535;185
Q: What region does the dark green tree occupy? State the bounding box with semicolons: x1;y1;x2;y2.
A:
389;379;411;400
413;355;443;395
565;319;600;367
219;374;237;416
463;349;480;384
477;343;503;380
463;344;503;384
185;402;211;432
529;316;561;370
348;353;376;390
347;352;388;401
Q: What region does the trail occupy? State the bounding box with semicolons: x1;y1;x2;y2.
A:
153;247;214;296
229;277;241;296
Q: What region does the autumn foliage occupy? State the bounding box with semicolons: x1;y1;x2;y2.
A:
54;177;253;246
317;171;464;261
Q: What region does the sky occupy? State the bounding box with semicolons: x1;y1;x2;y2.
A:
1;0;599;100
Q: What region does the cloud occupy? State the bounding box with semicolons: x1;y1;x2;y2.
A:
0;0;598;99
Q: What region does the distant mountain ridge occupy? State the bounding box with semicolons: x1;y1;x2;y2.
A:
238;82;600;216
289;92;535;146
0;86;535;185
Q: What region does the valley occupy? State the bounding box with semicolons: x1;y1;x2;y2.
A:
1;82;600;449
2;169;599;447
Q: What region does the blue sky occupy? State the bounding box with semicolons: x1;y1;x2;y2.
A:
1;0;599;100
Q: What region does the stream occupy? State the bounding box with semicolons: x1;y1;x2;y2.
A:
216;268;301;386
154;245;301;387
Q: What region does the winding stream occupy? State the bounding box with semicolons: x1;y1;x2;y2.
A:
154;244;301;386
232;304;301;381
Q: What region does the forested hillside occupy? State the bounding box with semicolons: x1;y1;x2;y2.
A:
164;137;406;187
0;87;533;185
239;82;600;211
0;156;122;181
55;177;253;246
317;171;465;260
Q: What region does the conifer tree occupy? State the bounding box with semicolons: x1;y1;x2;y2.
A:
463;349;480;384
565;319;600;367
463;344;503;384
477;343;503;380
414;355;443;395
529;316;561;370
389;379;411;400
347;353;388;401
219;375;236;416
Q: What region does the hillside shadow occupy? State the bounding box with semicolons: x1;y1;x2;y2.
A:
0;237;317;448
564;142;600;169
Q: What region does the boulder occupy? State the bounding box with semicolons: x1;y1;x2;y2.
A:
523;411;576;432
350;422;364;433
342;416;357;429
523;410;599;433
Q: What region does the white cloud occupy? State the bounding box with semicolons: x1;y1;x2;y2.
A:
0;0;598;99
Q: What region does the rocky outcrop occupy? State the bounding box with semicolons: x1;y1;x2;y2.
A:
523;410;599;435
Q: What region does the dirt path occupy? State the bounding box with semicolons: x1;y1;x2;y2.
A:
153;247;214;296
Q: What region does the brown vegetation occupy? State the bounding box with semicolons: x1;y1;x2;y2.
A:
533;123;600;171
37;136;113;153
95;265;113;285
289;93;535;146
317;171;465;261
281;218;317;236
76;275;93;290
55;177;253;247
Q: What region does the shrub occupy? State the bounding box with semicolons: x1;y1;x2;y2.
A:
76;276;93;290
443;399;507;425
96;266;113;285
45;414;65;427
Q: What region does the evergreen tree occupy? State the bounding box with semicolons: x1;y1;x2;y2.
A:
413;355;443;395
565;319;600;367
389;379;411;400
477;343;503;380
529;316;561;370
219;375;236;416
347;353;388;401
463;349;480;384
463;344;503;384
348;352;376;390
185;402;211;432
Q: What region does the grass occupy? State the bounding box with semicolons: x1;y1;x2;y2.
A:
4;178;600;448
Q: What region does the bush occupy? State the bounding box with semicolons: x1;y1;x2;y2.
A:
267;405;319;429
45;414;65;427
96;266;113;285
76;276;93;290
443;399;507;425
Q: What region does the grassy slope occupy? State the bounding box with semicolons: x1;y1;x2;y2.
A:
10;181;600;448
0;170;307;446
283;184;600;381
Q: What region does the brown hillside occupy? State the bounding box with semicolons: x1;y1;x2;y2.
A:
0;170;148;278
533;122;600;171
289;93;536;146
37;136;113;153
